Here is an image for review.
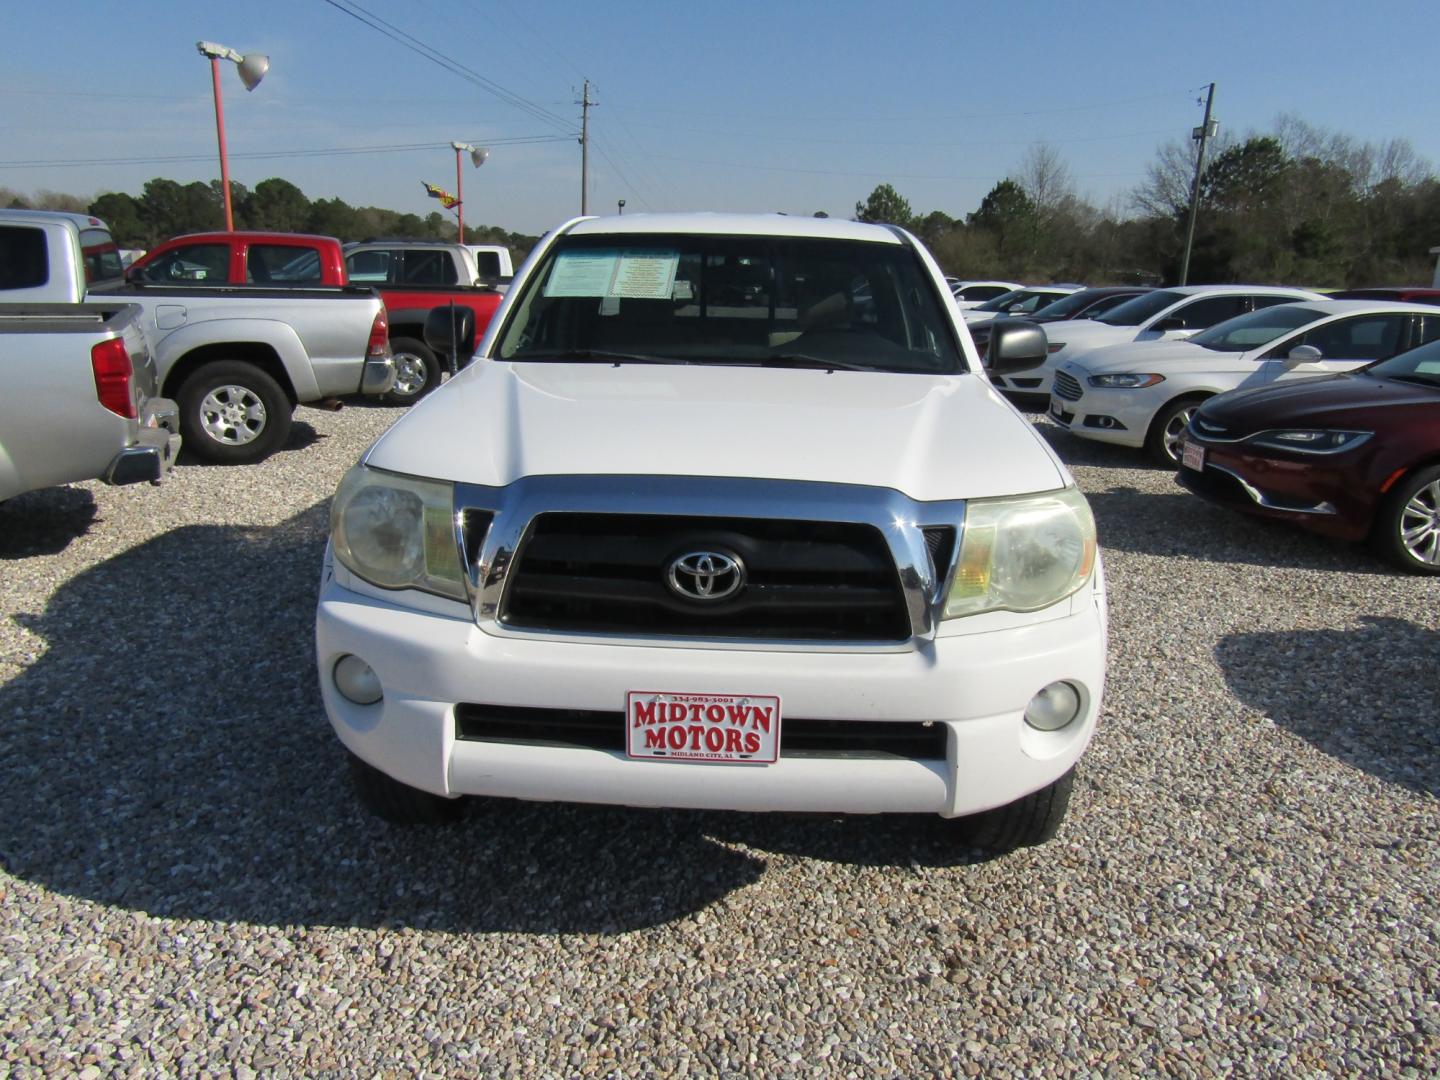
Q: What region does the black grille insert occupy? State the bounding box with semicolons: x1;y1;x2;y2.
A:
1053;370;1083;401
500;512;911;641
455;704;947;759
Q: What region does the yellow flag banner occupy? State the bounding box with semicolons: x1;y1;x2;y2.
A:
422;181;461;210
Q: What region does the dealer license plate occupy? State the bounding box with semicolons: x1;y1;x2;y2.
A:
1181;441;1205;472
625;691;781;764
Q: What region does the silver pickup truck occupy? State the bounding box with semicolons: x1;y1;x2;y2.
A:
0;302;180;503
0;209;395;464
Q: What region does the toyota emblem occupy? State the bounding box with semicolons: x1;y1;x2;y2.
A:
666;550;745;602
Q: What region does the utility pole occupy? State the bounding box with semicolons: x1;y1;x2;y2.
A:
578;79;594;215
1179;82;1218;286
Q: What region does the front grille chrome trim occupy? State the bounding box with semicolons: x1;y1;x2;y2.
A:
453;475;966;652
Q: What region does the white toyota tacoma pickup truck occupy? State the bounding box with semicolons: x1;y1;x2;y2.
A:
316;214;1107;851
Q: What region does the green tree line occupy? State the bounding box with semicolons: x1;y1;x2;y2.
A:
0;177;539;268
853;117;1440;288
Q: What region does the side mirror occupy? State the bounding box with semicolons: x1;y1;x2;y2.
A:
1286;343;1323;365
424;303;477;373
1153;316;1186;333
985;319;1049;375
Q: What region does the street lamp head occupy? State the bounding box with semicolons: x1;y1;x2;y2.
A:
196;41;268;91
469;146;490;168
236;53;269;92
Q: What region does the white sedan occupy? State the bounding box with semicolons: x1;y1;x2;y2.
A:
949;279;1023;310
962;286;1080;326
993;284;1324;396
1047;300;1440;464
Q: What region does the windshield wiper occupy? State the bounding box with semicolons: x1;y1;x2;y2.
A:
1386;372;1440;388
516;348;689;365
763;352;874;372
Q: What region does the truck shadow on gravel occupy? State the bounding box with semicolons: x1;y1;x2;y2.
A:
1215;616;1440;797
174;420;322;467
0;502;976;934
0;487;98;559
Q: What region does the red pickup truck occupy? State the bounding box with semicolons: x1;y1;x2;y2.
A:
129;232;503;403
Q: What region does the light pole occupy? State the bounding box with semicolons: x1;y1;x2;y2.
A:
196;41;268;232
450;142;490;242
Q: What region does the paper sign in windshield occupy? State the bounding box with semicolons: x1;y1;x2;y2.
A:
544;251;619;297
610;252;679;299
543;249;680;299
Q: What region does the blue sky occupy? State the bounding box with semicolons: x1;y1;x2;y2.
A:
4;1;1438;234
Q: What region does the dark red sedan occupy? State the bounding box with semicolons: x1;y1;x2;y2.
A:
1177;338;1440;573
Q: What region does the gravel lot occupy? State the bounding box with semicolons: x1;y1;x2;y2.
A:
1;398;1436;1077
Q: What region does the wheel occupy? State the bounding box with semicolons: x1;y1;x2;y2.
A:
382;337;442;405
347;752;465;824
177;361;292;465
955;768;1075;853
1372;464;1440;575
1146;396;1207;467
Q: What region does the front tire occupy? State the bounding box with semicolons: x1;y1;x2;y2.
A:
382;337;442;405
1146;396;1207;467
177;361;292;465
1372;464;1440;574
347;752;465;824
955;768;1075;853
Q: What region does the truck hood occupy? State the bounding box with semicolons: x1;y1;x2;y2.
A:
365;361;1068;502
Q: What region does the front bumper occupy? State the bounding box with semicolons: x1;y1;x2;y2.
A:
1176;440;1373;540
360;354;397;396
315;559;1107;819
104;398;181;486
1047;386;1152;448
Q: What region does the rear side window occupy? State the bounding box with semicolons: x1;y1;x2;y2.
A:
249;245;322;283
136;243;231;284
957;285;1009;302
79;228;124;285
347;250;391;283
1166;294;1249;329
0;225;48;290
400;250;458;285
474;251;501;278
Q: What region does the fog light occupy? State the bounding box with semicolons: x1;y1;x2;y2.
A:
1025;681;1082;731
334;654;383;705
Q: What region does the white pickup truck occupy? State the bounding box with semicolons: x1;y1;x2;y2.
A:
316;214;1108;852
0;302;179;503
1;209;395;464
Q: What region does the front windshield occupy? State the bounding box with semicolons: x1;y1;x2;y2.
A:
497;233;963;374
1188;305;1322;352
1032;289;1107;321
1096;289;1185;327
971;289;1027;313
1367;338;1440;386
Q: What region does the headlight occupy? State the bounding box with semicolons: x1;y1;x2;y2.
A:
1246;429;1372;454
944;487;1097;619
330;465;466;601
1087;373;1164;389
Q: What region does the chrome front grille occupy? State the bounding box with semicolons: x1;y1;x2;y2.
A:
453;475;967;648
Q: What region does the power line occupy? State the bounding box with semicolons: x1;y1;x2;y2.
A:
0;135;572;170
626;151;1146;182
611;120;1178;148
316;0;575;133
598;88;1200;127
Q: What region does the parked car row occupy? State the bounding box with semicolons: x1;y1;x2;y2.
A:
967;279;1440;574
